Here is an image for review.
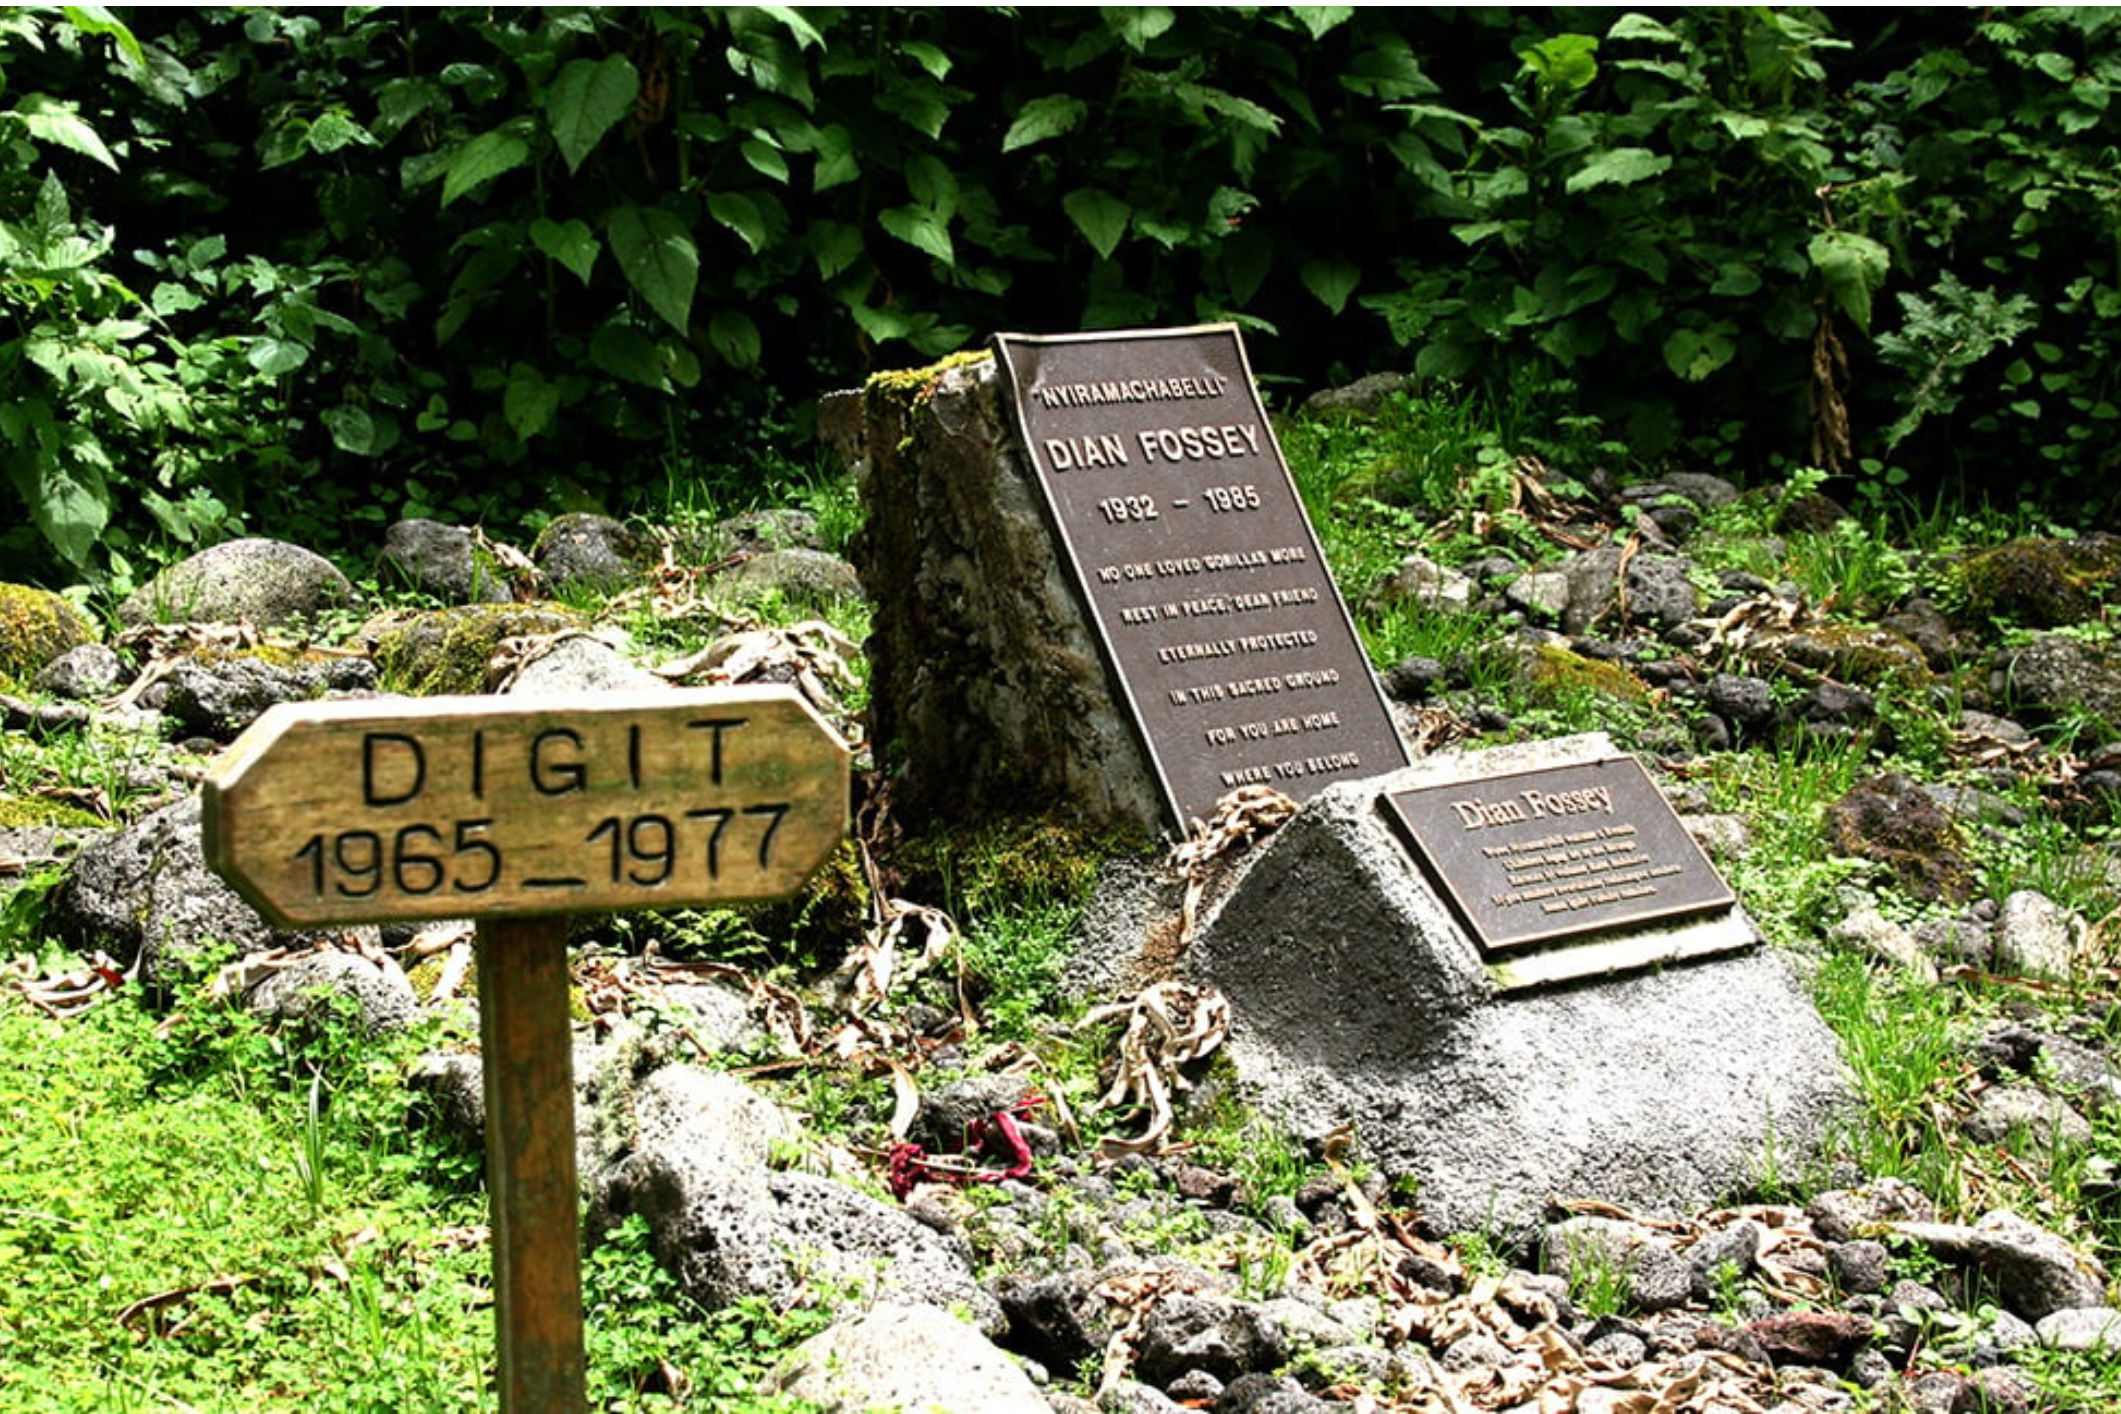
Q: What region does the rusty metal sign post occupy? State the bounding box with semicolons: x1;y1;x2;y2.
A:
202;686;851;1414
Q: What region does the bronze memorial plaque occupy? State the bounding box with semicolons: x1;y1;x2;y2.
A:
1380;755;1737;956
994;324;1408;828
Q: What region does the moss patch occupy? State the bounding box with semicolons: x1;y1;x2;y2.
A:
370;603;589;696
1524;643;1652;706
0;583;94;687
1954;535;2121;630
1775;625;1932;688
892;816;1155;918
864;349;993;406
0;795;109;830
1825;772;1975;904
738;839;871;974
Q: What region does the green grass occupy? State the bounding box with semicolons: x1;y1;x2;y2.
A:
0;965;840;1413
1809;952;1979;1213
0;980;491;1412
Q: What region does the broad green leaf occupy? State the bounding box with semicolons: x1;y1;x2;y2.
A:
151;282;202;317
1290;8;1354;41
812;123;858;191
848;300;915;342
376;79;440;139
323;404;383;455
808;220;863;279
1063;187;1130;260
666;341;701;388
1002;94;1089;152
709;310;762;369
1808;229;1890;331
609;204;699;332
589;323;667;389
140;489;190;544
1134;214;1192;250
1415;340;1478;380
904;154;958;217
727;30;815;108
60;6;146;67
1535;316;1607;364
758;6;825;50
879;204;954;263
1452;220;1514;247
1522;33;1599;94
1564;146;1670;193
1346;38;1437;102
1662;322;1737;382
441;127;531;206
248;337;309;376
1105;6;1175;52
531;217;598;284
741;138;790;183
877;84;949;140
18;96;117;170
1607;12;1679;43
305;108;374;156
2033;51;2075;83
547;55;638;174
1610;287;1664;342
1300;257;1360;315
18;452;109;568
440;61;505;105
901;40;950;79
1193;84;1282;135
1709;263;1761;297
503;365;559;440
705;190;768;253
259;117;307;171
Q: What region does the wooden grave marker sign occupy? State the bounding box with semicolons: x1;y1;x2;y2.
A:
202;686;850;1414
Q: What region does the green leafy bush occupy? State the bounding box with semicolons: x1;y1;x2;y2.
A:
7;8;2121;586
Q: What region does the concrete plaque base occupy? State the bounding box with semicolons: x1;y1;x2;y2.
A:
1181;733;1852;1238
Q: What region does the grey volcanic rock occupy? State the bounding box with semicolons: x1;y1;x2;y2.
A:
380;519;512;604
118;538;354;629
162;655;379;740
1558;548;1700;635
765;1303;1049;1414
596;1142;1000;1333
32;642;126;699
247;949;419;1034
1993;889;2085;981
44;796;276;987
1994;633;2121;733
711;547;862;609
534;512;646;599
495;631;664;695
1892;1210;2110;1322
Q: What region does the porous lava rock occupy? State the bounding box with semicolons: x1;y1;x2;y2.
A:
1825;772;1976;903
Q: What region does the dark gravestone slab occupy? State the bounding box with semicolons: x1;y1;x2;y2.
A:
993;325;1407;829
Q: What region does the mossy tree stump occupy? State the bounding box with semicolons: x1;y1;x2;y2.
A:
840;354;1164;834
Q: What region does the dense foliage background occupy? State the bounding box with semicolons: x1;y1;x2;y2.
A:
5;6;2118;588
